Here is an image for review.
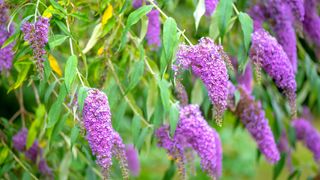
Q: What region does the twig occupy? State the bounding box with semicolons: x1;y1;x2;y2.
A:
31;81;41;105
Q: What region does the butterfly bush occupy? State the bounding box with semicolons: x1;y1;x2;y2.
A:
292;119;320;161
176;38;229;125
205;0;219;16
12;128;52;176
156;104;222;178
228;84;280;164
125;144;140;177
22;17;49;76
264;1;298;73
303;0;320;47
0;1;14;71
250;29;297;117
248;4;267;31
284;0;305;22
82;89;128;177
132;0;161;48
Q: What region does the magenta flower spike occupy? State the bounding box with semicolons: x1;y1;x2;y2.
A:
125;144;140;177
205;0;219;16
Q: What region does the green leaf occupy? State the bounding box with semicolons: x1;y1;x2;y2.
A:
132;115;141;145
47;85;67;128
191;79;203;105
48;34;68;49
0;147;9;165
238;12;253;52
1;31;19;49
54;20;71;36
147;79;158;120
70;125;80;147
44;58;52;81
49;0;67;15
136;128;149;150
128;50;145;91
209;11;220;40
64;55;78;92
120;5;153;49
59;152;72;180
82;23;103;54
78;86;88;113
215;0;233;38
234;89;241;106
158;78;171;112
9;61;32;91
163;17;179;62
169;103;179;136
273;153;286;180
193;0;205;30
27;105;46;149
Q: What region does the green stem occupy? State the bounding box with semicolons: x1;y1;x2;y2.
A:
34;0;40;22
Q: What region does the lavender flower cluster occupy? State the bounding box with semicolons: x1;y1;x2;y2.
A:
176;38;229;125
82;89;128;177
292;119;320;161
250;29;296;117
132;0;161;48
205;0;219;16
302;0;320;47
125;144;140;177
0;1;14;72
228;84;280;164
156;104;222;178
22;17;49;76
12;128;52;176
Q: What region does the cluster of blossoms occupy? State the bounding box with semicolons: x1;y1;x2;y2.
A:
21;17;49;77
176;38;230;125
156;104;222;179
228;84;280;164
82;89;128;177
204;0;219;16
292;119;320;161
250;29;297;117
132;0;161;48
302;0;320;47
0;1;14;72
12;128;52;176
125;144;140;177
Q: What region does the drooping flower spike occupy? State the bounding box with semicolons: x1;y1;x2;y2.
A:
284;0;305;22
228;84;280;164
132;0;161;48
176;38;230;125
0;1;14;72
125;144;140;177
12;128;53;177
205;0;219;16
302;0;320;47
22;17;49;77
82;89;128;178
250;29;297;118
156;104;222;179
292;119;320;162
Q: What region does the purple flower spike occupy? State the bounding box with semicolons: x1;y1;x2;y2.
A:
132;0;143;9
176;38;229;125
248;4;267;31
284;0;305;22
156;104;222;179
303;0;320;47
125;144;140;177
0;1;14;71
234;87;280;164
250;29;296;117
12;128;28;151
21;17;49;76
292;119;320;161
146;9;161;47
205;0;219;16
82;89;128;177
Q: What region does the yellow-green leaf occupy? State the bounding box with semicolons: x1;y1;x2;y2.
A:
48;54;62;76
82;23;103;54
101;4;113;26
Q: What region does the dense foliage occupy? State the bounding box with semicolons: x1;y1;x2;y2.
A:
1;0;320;179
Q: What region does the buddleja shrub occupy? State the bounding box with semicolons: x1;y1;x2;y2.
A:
0;0;320;179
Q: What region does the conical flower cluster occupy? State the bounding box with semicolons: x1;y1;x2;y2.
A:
82;89;128;177
302;0;320;47
292;119;320;161
250;29;296;117
176;38;229;125
125;144;140;177
284;0;305;22
156;104;222;179
0;1;14;72
228;84;280;164
21;17;49;76
12;128;52;176
205;0;219;16
132;0;161;48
